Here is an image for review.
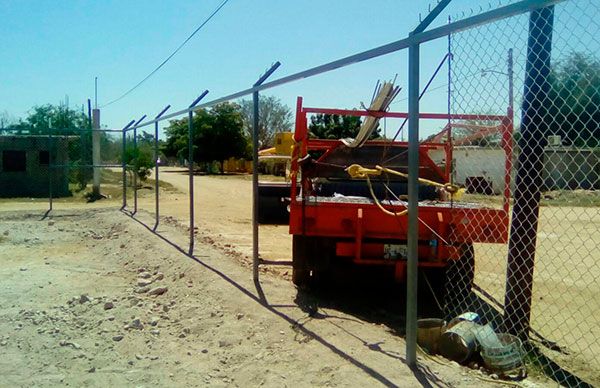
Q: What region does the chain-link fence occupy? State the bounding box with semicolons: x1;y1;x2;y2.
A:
0;129;70;204
445;0;600;385
2;1;598;385
0;126;128;211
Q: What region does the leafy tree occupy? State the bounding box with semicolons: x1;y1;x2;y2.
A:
17;104;89;135
308;113;381;140
123;141;154;185
163;102;248;173
4;104;90;135
0;111;16;134
200;103;248;164
100;134;123;164
546;52;600;147
238;96;292;148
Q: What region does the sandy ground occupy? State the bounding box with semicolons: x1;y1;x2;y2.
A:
0;207;518;387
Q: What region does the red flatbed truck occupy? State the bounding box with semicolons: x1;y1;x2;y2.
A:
288;97;513;302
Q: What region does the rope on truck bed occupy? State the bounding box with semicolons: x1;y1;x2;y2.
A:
344;163;465;218
367;175;408;217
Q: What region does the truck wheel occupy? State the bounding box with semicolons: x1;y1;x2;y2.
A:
292;235;332;289
292;235;312;288
292;268;311;288
444;243;475;317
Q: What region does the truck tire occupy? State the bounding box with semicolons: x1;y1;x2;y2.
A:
292;268;311;288
292;235;312;288
444;243;475;317
292;235;332;289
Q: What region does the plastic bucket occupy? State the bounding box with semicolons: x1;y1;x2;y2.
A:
417;318;446;354
481;333;524;372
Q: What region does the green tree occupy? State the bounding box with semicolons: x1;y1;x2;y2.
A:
17;104;89;135
308;113;381;140
546;52;600;147
4;104;89;136
238;96;292;148
123;141;154;186
163;102;248;173
0;111;16;134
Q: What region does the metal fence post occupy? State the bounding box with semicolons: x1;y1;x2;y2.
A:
503;5;554;340
122;126;127;210
188;91;209;255
406;42;420;367
252;62;281;283
48;125;53;213
132;114;147;216
92;109;101;198
133;125;138;213
153;105;170;231
404;1;449;366
121;120;135;210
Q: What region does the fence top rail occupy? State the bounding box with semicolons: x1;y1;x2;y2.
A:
1;128;126;134
301;106;507;121
125;0;562;132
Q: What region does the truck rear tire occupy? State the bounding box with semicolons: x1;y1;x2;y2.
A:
444;243;475;317
292;235;332;289
292;235;312;288
292;268;311;288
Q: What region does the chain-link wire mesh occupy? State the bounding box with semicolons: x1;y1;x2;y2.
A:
0;126;128;210
446;0;600;385
0;129;69;203
53;127;127;208
3;1;598;385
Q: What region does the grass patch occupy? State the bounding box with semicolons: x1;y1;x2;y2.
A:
460;193;505;207
540;189;600;207
460;189;600;208
101;169;179;193
206;173;288;182
0;169;179;205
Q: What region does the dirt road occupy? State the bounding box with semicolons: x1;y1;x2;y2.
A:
0;208;503;387
138;168;292;264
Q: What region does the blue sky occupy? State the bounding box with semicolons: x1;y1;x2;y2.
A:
0;0;596;139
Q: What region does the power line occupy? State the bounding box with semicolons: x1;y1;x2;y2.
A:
101;0;231;108
390;67;498;106
391;83;449;105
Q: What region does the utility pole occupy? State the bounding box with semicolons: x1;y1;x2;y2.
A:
503;6;554;340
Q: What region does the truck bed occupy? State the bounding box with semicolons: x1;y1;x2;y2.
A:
290;195;509;244
301;195;492;210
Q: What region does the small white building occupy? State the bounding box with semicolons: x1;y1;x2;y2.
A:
429;146;508;195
